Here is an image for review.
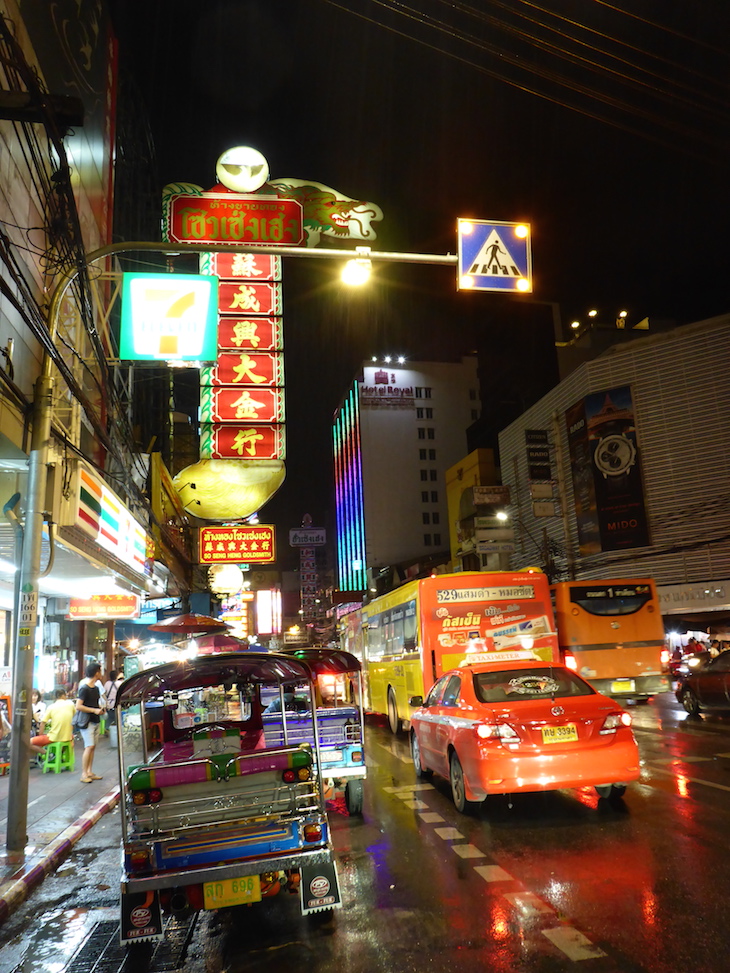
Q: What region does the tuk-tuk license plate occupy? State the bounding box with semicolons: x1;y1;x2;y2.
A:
542;724;578;744
203;875;261;909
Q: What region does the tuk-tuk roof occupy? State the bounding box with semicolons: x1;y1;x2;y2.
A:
117;652;313;704
283;647;361;675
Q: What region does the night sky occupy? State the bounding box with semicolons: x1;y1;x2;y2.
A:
111;0;730;554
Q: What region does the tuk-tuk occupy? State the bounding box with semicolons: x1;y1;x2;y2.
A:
263;648;366;815
116;652;341;945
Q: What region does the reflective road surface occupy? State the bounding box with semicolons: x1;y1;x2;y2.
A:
2;692;730;973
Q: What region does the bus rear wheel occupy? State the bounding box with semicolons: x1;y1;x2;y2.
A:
387;688;400;734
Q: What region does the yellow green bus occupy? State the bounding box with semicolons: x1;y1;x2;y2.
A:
340;570;559;733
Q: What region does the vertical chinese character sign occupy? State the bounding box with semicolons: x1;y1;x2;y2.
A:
199;252;285;463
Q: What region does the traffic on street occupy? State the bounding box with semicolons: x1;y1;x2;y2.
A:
1;689;728;973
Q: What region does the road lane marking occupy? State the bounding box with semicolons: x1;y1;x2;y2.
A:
474;864;513;882
651;756;713;764
451;843;485;859
648;764;730;793
418;811;445;823
376;753;609;965
542;926;607;960
434;827;463;840
504;891;554;915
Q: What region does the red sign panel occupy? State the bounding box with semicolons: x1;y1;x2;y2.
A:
167;193;304;246
216;317;283;352
207;252;281;281
218;281;282;316
199;525;276;564
201;352;284;387
199;424;286;460
67;594;140;619
199;386;285;423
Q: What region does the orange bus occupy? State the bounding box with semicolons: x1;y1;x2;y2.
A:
551;578;670;699
340;570;560;733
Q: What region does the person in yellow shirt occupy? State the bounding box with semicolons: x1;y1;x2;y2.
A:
31;688;76;748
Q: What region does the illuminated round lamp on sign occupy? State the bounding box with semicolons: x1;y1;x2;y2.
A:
514;224;529;239
208;564;244;596
459;275;475;289
215;146;269;193
516;278;531;292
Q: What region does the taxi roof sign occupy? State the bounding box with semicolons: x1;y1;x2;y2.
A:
457;219;532;293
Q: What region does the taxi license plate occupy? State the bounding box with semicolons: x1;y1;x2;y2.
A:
203;875;261;909
542;724;578;744
610;679;635;693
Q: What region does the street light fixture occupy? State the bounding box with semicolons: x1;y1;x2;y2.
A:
341;246;372;286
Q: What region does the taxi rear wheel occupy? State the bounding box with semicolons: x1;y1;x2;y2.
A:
449;752;470;813
411;730;432;779
595;783;627;801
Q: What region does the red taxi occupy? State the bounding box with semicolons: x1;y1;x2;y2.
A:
409;658;640;812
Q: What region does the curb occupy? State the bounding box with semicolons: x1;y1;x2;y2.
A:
0;785;120;925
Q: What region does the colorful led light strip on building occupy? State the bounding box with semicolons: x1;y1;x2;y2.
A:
333;382;367;592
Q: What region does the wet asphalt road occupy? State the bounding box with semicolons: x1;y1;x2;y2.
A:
2;692;730;973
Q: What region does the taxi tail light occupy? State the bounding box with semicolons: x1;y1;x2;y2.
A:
600;711;632;734
475;722;520;742
564;653;578;671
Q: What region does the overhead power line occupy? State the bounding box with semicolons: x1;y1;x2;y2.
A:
320;0;729;162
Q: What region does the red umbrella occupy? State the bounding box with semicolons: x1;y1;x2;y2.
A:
194;633;248;655
148;613;230;634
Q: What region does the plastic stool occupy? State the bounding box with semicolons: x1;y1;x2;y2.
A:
41;740;75;774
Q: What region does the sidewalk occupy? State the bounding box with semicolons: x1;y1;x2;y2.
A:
0;732;120;923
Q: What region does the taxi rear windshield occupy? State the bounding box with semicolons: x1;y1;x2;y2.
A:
474;667;595;703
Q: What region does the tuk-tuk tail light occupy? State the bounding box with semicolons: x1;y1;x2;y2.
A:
129;848;152;872
132;787;164;806
283;766;312;783
303;823;323;843
351;750;363;763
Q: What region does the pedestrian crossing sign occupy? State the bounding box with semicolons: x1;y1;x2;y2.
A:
457;218;532;293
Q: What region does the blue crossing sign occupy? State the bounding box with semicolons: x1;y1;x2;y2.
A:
457;218;532;293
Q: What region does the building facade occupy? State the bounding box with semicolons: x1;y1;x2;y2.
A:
0;2;192;694
497;313;730;631
334;357;480;594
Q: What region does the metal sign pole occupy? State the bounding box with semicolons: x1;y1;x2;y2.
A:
6;372;53;853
